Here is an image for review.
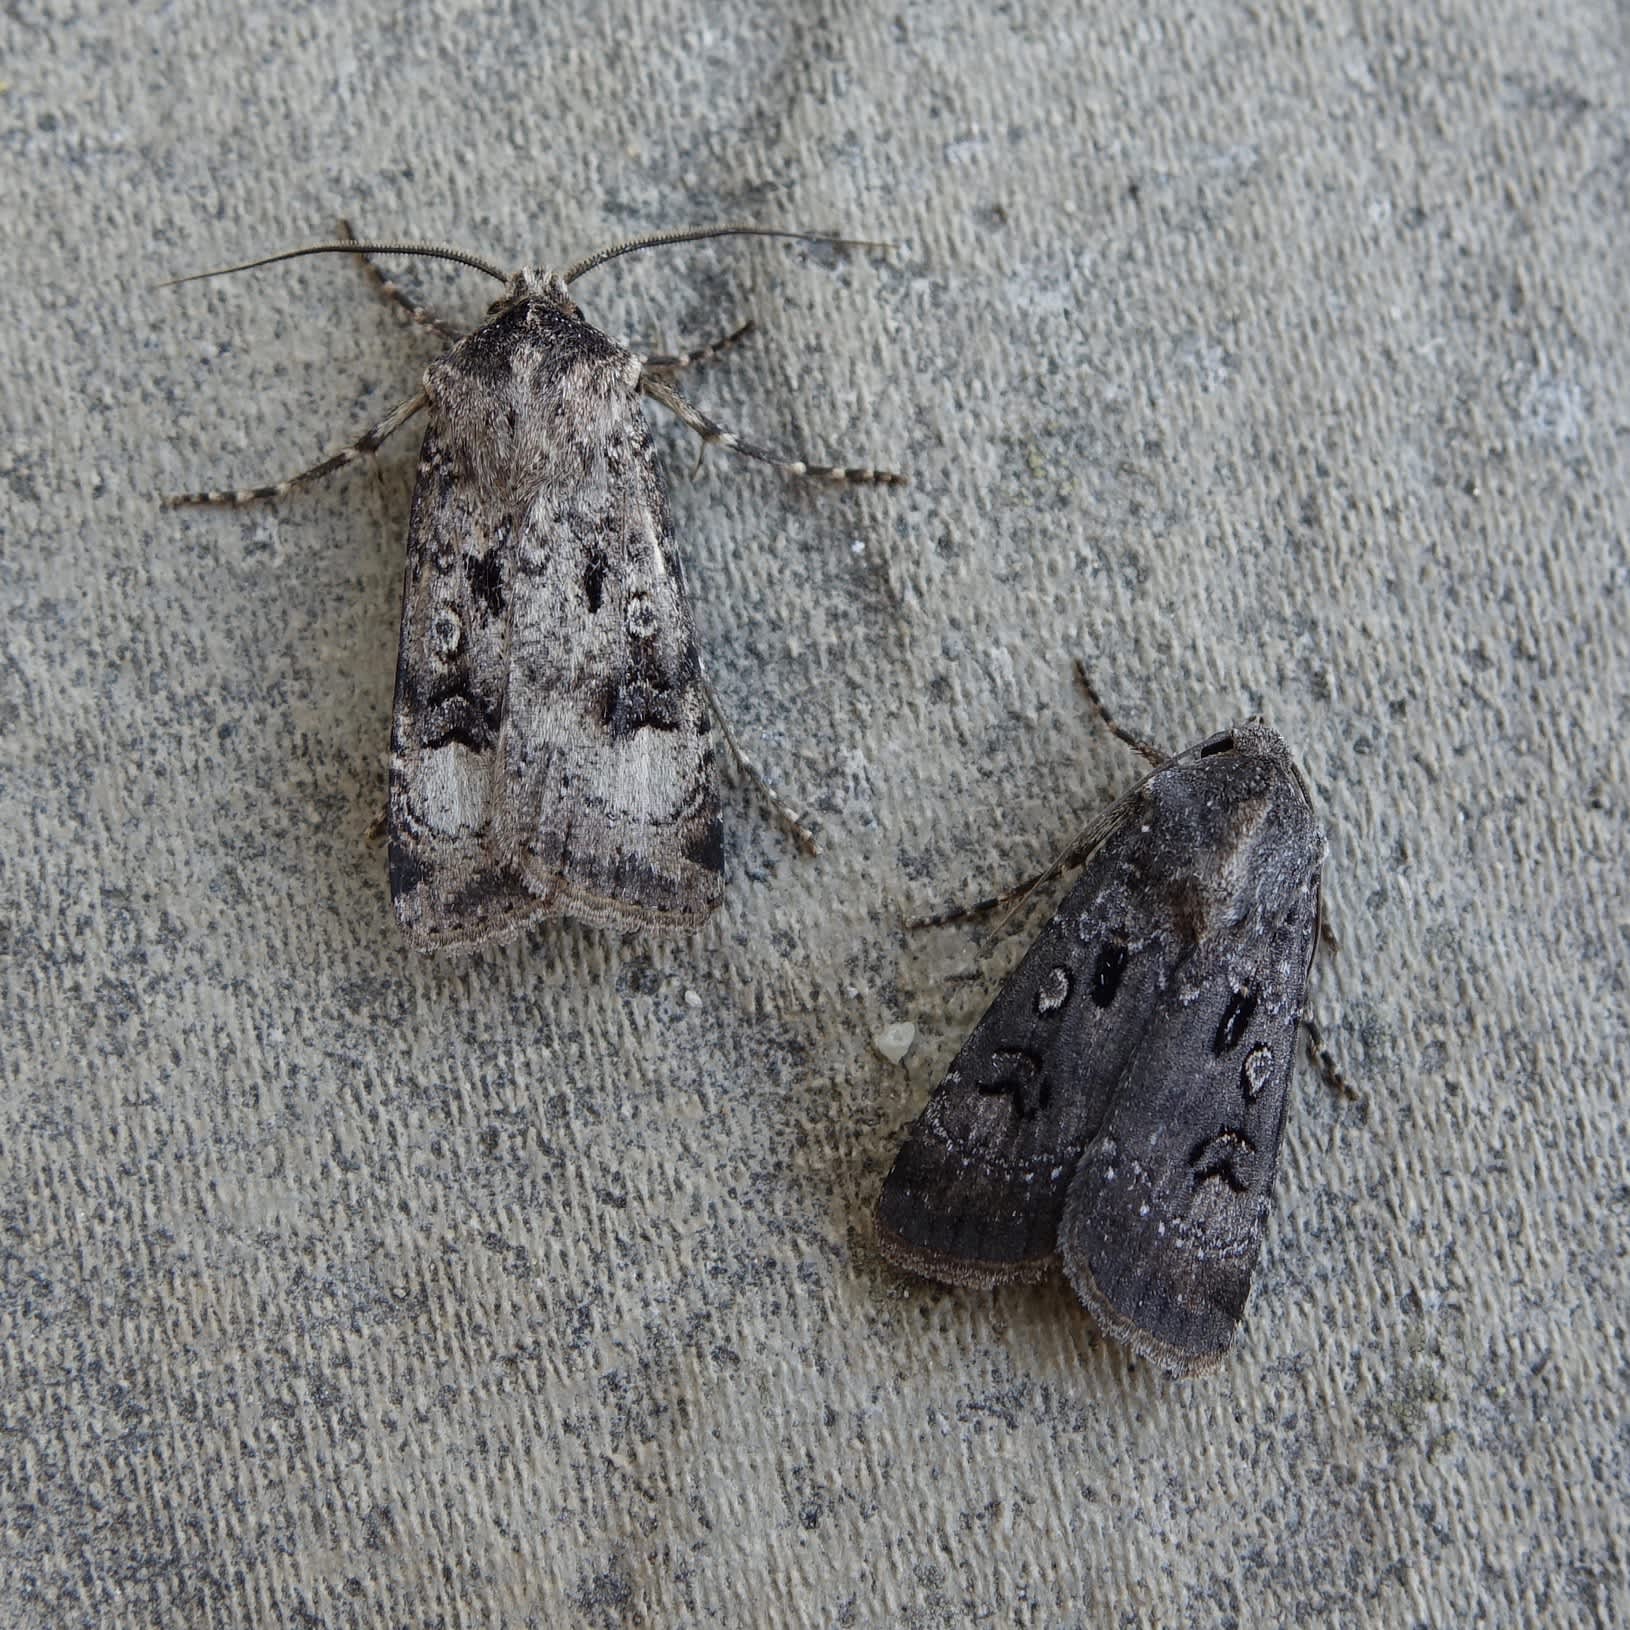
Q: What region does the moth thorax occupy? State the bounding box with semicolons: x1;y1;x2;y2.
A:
1161;799;1278;943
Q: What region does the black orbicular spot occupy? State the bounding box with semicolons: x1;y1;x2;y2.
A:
464;549;504;615
1034;965;1071;1015
1213;987;1258;1055
582;550;607;614
1091;942;1128;1009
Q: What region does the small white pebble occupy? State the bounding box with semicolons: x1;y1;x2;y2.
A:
873;1021;917;1064
684;989;703;1010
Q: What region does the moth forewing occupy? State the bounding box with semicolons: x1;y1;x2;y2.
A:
876;720;1326;1377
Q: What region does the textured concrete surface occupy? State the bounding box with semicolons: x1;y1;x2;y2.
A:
3;0;1626;1624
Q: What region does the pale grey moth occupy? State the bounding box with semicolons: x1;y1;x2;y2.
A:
166;224;902;949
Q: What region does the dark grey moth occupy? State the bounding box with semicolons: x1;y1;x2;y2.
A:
876;702;1326;1377
166;224;902;949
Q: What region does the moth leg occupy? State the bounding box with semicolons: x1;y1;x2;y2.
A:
906;873;1051;930
701;675;819;856
1073;660;1165;767
640;375;906;487
338;217;465;342
163;390;428;508
642;319;756;372
1312;883;1342;958
1301;1015;1366;1109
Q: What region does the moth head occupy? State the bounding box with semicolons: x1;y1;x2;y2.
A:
498;267;580;318
1197;719;1312;804
1226;717;1320;822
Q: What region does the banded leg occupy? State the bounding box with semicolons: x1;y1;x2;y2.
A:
907;872;1052;930
702;675;819;855
640;375;906;486
163;391;428;508
338;217;464;342
1302;1015;1364;1107
642;319;756;372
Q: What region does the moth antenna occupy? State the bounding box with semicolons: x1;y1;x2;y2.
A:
921;669;1167;940
159;240;509;290
563;224;896;285
1073;660;1166;767
907;853;1083;941
909;801;1125;940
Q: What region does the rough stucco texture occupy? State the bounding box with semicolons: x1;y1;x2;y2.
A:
2;0;1625;1624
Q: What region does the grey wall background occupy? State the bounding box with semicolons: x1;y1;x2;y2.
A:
3;0;1625;1624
